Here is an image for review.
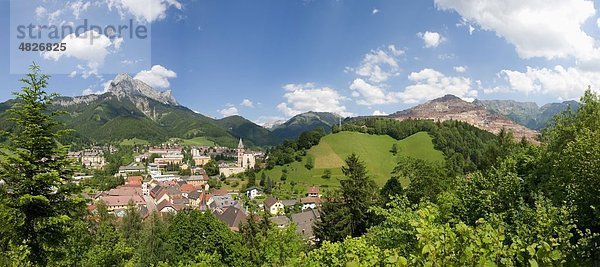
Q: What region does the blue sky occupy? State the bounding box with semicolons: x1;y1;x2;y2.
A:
2;0;600;125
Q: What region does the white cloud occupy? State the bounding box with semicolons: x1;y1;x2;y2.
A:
218;106;239;117
418;31;444;48
106;0;182;23
113;37;124;49
454;66;467;73
372;110;388;116
398;68;478;103
134;65;177;88
372;9;379;15
48;10;62;25
241;99;254;107
42;30;115;78
350;46;403;83
68;71;77;78
500;65;600;100
70;1;91;19
435;0;598;60
349;78;398;105
35;6;47;19
278;83;352;117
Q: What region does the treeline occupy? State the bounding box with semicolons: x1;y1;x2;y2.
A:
265;128;326;169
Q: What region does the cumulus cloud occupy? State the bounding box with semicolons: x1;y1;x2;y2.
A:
277;83;352;117
349;78;398;105
398;68;478;103
218;106;239;117
435;0;599;60
43;30;115;78
241;99;254;107
499;65;600;100
372;110;388;116
418;31;444;48
134;65;177;88
372;9;379;15
349;45;403;83
454;66;467;73
35;6;47;19
106;0;182;23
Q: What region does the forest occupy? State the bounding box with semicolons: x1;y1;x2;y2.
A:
1;65;600;266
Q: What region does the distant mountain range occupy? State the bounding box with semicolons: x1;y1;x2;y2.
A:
473;99;579;130
0;73;579;147
389;95;540;141
271;112;341;140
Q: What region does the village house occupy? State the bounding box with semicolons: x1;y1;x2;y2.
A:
68;147;106;169
300;197;321;211
182;173;209;188
291;208;321;242
149;146;183;156
118;164;146;175
264;197;285;215
154;154;184;167
245;186;262;200
269;216;290;228
208;194;242;213
193;155;211;166
98;195;146;211
125;176;143;187
307;186;320;198
214;206;248;231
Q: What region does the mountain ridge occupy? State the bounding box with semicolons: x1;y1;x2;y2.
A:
389;94;539;141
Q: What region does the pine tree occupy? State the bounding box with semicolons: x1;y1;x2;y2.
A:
259;172;266;187
314;153;378;242
0;63;86;265
121;200;142;244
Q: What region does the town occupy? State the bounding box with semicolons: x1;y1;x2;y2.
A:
68;139;322;241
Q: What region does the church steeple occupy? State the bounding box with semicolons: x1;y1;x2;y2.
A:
237;138;244;149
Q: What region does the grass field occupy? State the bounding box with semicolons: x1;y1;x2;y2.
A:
120;138;150;146
258;131;444;196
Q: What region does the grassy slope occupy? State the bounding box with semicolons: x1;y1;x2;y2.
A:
179;137;216;146
120;138;150;146
259;131;444;192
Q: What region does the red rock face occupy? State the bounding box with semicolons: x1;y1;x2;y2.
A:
389;95;539;142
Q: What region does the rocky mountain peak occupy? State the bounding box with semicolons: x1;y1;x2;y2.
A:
107;73;178;106
389;95;539;142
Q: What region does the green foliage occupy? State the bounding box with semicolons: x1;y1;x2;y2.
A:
0;64;86;265
393;157;448;204
390;143;398;155
203;159;219;176
134;212;170;265
165;209;249;266
321;169;332;179
302;237;404;267
304;155;314;170
121;201;142;244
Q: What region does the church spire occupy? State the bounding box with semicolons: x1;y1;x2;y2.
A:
237;138;244;149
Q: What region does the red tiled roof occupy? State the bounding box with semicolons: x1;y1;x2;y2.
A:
127;176;143;186
100;195;145;207
307;186;319;194
180;183;195;193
